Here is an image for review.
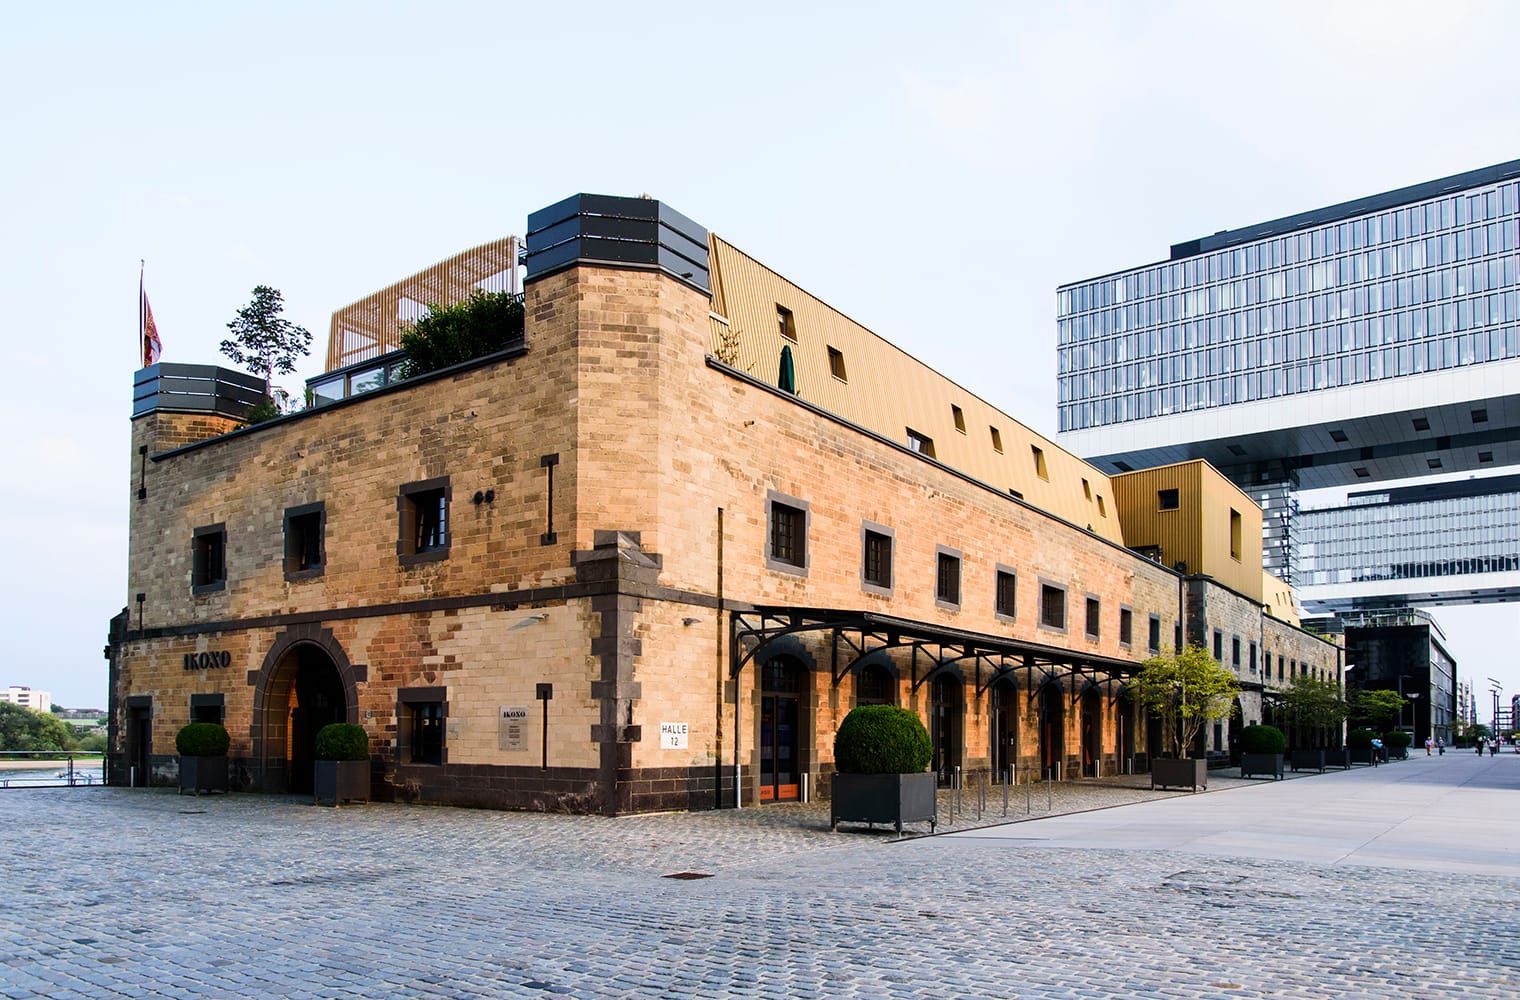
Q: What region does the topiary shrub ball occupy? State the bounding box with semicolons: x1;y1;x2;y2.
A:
834;705;932;775
1347;728;1376;750
1383;730;1412;750
314;723;369;762
1239;724;1286;755
175;722;230;757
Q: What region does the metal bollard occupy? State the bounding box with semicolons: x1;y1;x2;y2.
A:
1025;774;1032;814
1002;770;1010;816
1047;776;1052;812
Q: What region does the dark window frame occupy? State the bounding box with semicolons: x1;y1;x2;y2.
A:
397;686;448;766
1084;594;1101;640
1119;606;1133;648
189;693;225;725
854;659;896;707
860;520;894;597
1231;635;1241;669
1038;580;1067;633
398;477;451;566
283;501;326;581
994;564;1017;622
826;345;847;382
1148;614;1162;654
765;490;810;576
906;427;936;458
776;304;797;342
1213;630;1224;662
191;522;227;595
1158;488;1180;511
934;545;962;611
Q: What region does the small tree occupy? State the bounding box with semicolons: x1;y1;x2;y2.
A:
221;285;313;401
1277;674;1349;748
1349;688;1407;732
398;290;525;378
1132;643;1240;759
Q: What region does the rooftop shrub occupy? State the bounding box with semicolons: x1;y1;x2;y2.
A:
314;723;369;762
1239;724;1285;755
175;722;230;757
833;705;931;775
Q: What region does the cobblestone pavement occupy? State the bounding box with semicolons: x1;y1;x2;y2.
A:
1;759;1515;999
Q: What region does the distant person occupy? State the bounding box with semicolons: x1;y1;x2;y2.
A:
1425;736;1434;756
1371;736;1384;763
1437;737;1445;755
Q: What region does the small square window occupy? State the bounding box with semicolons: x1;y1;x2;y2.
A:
1329;429;1349;443
1085;597;1100;639
1031;445;1048;481
777;305;797;342
1158;489;1180;511
398;687;446;766
1471;407;1488;424
768;498;807;571
1411;416;1429;432
191;523;227;594
284;502;325;580
1039;583;1066;631
827;346;847;382
995;569;1016;619
862;527;892;592
190;694;224;725
935;548;961;608
907;428;935;458
1478;451;1493;464
1148;615;1161;653
951;405;966;433
990;426;1003;453
1353;467;1371;478
1426;457;1442;469
398;479;450;565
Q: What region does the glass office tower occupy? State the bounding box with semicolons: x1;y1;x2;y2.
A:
1057;162;1520;435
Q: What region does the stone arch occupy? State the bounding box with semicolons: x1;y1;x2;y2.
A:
249;625;365;793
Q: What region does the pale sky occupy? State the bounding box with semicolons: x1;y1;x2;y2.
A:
2;2;1515;711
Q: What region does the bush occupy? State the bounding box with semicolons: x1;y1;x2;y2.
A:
1347;728;1376;750
1239;724;1285;755
1383;730;1412;750
314;723;369;761
833;705;932;775
399;290;525;378
175;722;230;757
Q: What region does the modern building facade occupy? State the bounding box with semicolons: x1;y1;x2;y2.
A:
1056;159;1520;611
1;687;52;712
1332;609;1457;745
109;194;1338;814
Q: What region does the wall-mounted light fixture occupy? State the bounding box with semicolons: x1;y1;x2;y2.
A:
682;617;701;626
472;489;496;506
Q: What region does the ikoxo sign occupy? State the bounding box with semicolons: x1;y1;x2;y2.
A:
183;651;233;672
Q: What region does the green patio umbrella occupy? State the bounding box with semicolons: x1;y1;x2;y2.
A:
778;344;797;394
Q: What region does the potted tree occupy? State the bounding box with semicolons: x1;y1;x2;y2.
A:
1238;724;1286;780
829;705;936;835
1347;728;1377;765
176;722;230;795
1134;644;1239;792
313;723;370;806
1279;675;1348;771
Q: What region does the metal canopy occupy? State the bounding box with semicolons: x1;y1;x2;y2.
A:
729;606;1139;695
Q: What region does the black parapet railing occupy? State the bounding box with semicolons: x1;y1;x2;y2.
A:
133;363;266;420
524;194;710;293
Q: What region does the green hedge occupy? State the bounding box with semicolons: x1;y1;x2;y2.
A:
175;722;229;757
833;705;932;775
1383;730;1412;750
314;723;369;762
1347;728;1376;750
1239;724;1285;755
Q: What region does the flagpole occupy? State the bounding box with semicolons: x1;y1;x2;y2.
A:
139;260;145;369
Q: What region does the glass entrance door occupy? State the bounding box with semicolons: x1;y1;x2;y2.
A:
992;680;1016;779
759;658;803;803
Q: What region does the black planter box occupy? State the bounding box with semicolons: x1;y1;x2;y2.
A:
177;755;228;795
1323;748;1352;769
1349;747;1376;766
1240;752;1284;780
314;760;370;806
830;772;937;834
1150;757;1207;792
1290;748;1326;773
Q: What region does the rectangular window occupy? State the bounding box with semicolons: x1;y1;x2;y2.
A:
1032;445;1049;480
1249;642;1258;675
1158;488;1180;511
283;502;325;580
191;523;227;594
768;496;808;572
398;687;447;766
1231;636;1241;669
1096;495;1106;517
827;346;847;382
1040;583;1066;631
1119;607;1133;647
951;405;966;433
995;568;1017;619
1213;630;1223;661
862;526;892;592
1230;508;1243;560
1085;597;1101;639
907;428;935;458
777;305;797;342
990;426;1003;453
398;479;450;564
1082;478;1092;501
1148;614;1161;653
189;693;224;725
935;548;961;608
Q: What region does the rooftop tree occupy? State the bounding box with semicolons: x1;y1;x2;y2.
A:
221;285;313;412
399;290;525;379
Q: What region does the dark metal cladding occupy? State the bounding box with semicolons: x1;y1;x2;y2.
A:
132;363;266;418
523;194;710;293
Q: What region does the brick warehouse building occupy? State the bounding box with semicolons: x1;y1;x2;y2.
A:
108;194;1340;813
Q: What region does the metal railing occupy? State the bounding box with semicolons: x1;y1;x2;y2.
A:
0;751;107;788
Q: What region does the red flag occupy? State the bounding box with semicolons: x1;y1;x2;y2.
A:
141;284;162;367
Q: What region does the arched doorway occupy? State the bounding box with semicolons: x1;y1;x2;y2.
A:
990;678;1018;780
1116;690;1136;774
1228;698;1245;766
931;673;961;786
1039;683;1065;780
759;657;805;803
255;638;352;794
855;661;895;707
1080;687;1101;777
